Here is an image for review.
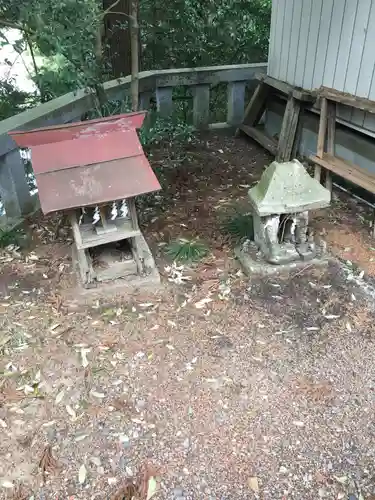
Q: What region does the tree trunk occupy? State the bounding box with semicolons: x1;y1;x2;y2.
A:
130;0;139;111
102;0;132;78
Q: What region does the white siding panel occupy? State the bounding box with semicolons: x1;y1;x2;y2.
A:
311;0;334;90
278;0;294;82
267;0;375;133
333;0;359;91
368;58;375;100
356;1;375;97
267;0;279;78
286;0;303;86
270;0;287;80
302;0;323;90
294;0;313;88
322;0;346;88
344;0;372;94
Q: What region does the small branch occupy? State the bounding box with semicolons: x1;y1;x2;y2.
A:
103;11;135;21
102;0;121;15
0;19;34;35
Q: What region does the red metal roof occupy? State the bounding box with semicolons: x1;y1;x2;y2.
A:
9;111;161;214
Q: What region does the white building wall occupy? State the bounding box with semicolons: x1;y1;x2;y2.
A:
268;0;375;135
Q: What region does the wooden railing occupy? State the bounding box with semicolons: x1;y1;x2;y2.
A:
0;62;267;220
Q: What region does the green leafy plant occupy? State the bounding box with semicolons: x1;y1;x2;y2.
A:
222;211;254;243
0;224;26;248
165;238;209;262
139;112;195;147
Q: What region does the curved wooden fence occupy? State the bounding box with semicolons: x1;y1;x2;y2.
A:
0;63;267;220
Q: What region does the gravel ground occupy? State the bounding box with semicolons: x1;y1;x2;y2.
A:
1;134;375;500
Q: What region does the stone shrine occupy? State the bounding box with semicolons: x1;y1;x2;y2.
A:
237;159;331;274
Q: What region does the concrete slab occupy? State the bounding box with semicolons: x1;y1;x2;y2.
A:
235;241;330;277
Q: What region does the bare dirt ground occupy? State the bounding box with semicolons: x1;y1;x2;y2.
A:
1;133;375;500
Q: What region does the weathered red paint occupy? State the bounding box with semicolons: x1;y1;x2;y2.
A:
9;111;146;146
9;111;161;214
30;130;143;174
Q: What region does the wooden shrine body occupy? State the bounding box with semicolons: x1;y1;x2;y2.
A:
9;112;161;287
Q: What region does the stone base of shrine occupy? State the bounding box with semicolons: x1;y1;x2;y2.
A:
235;240;330;277
70;234;161;302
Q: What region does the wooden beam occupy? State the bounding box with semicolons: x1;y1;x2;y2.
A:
319;86;375;114
239;125;277;155
325;101;336;192
310;153;375;193
235;81;270;138
276;96;301;162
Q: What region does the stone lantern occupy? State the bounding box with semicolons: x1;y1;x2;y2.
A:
238;159;331;271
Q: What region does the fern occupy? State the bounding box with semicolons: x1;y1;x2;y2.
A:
165;238;209;263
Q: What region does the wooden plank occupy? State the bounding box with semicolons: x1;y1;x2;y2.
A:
325;101;336;191
344;0;372;95
276;96;301;162
319;87;375;114
78;218;141;250
227;81;246;126
127;197;139;230
193;84;210;129
262;75;314;101
69;210;83;248
326;102;336;154
317;97;327;157
239;125;277;156
311;0;334;90
235;82;270;138
310;153;375;193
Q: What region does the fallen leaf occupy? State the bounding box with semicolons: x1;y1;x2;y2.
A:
55;390;65;404
91;390;105;399
292;420;304;427
248;476;259;493
194;298;213;309
334;475;348;485
66;405;76;419
1;480;14;488
146;476;157;500
81;348;90;368
79;464;87;484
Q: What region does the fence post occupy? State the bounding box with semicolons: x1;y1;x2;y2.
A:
192;84;210;129
156;87;173;117
0;150;32;219
227;81;246;126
